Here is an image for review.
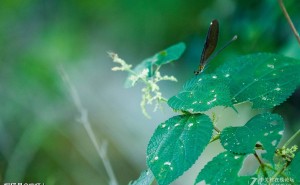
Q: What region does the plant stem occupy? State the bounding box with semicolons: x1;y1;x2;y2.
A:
283;129;300;148
60;67;119;185
213;125;221;133
209;134;220;143
254;152;268;177
278;0;300;45
269;164;286;185
264;164;289;178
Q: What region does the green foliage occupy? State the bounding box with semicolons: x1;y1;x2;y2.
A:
129;169;154;185
146;114;213;185
168;74;232;112
125;42;185;88
216;53;300;108
288;152;300;183
126;48;300;184
220;113;284;163
194;152;250;185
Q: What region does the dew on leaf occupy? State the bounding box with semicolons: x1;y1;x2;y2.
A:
154;156;159;160
188;123;194;127
267;64;275;69
212;75;217;79
264;132;269;136
271;140;277;146
164;161;171;165
278;131;284;135
234;156;241;159
225;73;230;77
161;124;166;128
174;123;180;127
261;96;267;101
275;87;281;91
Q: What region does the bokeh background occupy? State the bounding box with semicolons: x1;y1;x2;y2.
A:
0;0;299;184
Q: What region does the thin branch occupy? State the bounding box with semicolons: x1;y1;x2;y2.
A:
278;0;300;45
254;152;268;177
59;66;118;185
269;163;287;185
283;129;300;148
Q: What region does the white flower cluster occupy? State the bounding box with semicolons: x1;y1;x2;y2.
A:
109;52;178;118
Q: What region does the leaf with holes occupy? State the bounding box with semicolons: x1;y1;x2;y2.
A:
125;42;185;88
288;152;300;183
168;73;232;113
129;169;154;185
215;53;300;108
147;114;213;185
195;151;249;185
220;113;284;163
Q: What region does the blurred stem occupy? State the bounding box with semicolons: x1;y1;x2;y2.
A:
269;163;288;185
278;0;300;45
60;67;119;185
254;152;268;177
283;129;300;148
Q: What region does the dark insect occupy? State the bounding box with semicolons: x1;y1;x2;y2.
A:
195;19;237;75
195;19;219;74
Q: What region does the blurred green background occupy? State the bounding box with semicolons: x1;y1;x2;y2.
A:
0;0;299;184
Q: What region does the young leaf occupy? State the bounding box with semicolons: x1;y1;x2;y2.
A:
125;42;185;88
220;113;284;163
215;53;300;108
147;114;213;185
288;152;300;183
154;42;186;66
129;169;154;185
195;151;248;185
168;74;232;113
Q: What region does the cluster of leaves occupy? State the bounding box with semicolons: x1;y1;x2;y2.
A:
112;43;300;185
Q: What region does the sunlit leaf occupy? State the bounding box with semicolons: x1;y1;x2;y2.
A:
147;114;213;185
220;113;284;163
215;53;300;108
168;73;232;112
195;151;248;185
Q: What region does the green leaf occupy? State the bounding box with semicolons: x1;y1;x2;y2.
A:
124;42;185;88
147;114;213;185
289;152;300;183
154;42;186;66
215;53;300;108
220;113;284;163
129;169;154;185
195;151;248;185
168;73;232;112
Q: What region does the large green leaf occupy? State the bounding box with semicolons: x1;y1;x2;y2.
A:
195;151;248;185
129;169;154;185
220;113;284;163
215;53;300;108
147;114;213;185
125;42;185;88
288;152;300;183
168;73;232;112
